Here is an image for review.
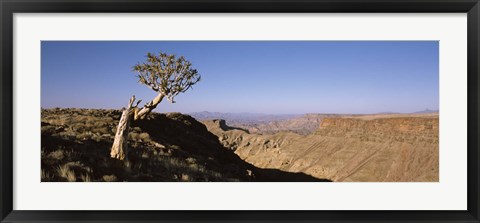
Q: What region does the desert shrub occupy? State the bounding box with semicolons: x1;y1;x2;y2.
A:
129;132;150;142
72;123;87;132
91;134;103;142
102;174;118;182
75;132;93;141
162;157;182;171
84;122;94;129
41;125;57;135
128;133;137;141
47;150;65;160
139;132;150;140
92;127;110;135
185;157;196;164
188;162;199;170
44;117;67;126
181;174;190;181
54;132;76;141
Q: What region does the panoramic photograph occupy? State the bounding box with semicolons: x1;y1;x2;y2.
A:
41;41;439;182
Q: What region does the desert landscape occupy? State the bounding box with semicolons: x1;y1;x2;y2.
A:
41;41;439;182
41;108;438;182
201;112;438;182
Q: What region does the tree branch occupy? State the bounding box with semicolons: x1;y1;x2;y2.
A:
133;93;165;120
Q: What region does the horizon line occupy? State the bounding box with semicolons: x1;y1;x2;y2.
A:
41;106;440;116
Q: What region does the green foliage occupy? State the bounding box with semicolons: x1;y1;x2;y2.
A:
134;52;201;103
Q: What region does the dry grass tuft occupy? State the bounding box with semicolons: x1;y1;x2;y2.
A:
57;164;76;182
80;174;92;182
41;169;54;181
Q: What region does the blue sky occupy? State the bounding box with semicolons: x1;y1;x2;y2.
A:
41;41;439;114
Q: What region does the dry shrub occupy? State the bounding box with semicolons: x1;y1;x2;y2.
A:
181;174;190;181
102;174;118;182
41;125;57;135
185;157;196;164
55;132;76;141
47;150;65;160
75;132;93;140
91;134;103;142
44;117;67;126
92;127;110;135
129;132;150;142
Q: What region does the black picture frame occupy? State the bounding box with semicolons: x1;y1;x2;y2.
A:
1;0;479;222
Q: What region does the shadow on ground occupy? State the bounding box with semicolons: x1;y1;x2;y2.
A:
253;168;331;182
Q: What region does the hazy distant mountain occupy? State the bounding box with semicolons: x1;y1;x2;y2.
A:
233;113;340;135
412;109;439;114
375;109;439;115
191;110;438;135
190;112;340;135
375;111;397;115
189;111;301;124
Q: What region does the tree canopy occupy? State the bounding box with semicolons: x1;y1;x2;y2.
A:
134;52;201;103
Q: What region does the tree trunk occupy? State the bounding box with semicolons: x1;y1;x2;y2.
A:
110;93;164;160
110;96;136;160
134;93;164;120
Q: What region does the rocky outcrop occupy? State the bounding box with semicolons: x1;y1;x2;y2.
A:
203;119;299;152
316;117;439;144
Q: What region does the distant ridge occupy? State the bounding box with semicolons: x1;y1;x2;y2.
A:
189;111;301;124
375;111;397;115
412;109;439;114
190;110;439;121
375;109;439;115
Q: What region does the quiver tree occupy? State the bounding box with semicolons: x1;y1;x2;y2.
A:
110;52;201;160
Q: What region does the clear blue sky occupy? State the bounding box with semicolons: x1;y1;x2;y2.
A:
41;41;438;114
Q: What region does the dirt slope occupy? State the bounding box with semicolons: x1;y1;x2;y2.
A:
203;114;439;182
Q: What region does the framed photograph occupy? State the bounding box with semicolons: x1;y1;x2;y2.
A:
1;0;479;222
